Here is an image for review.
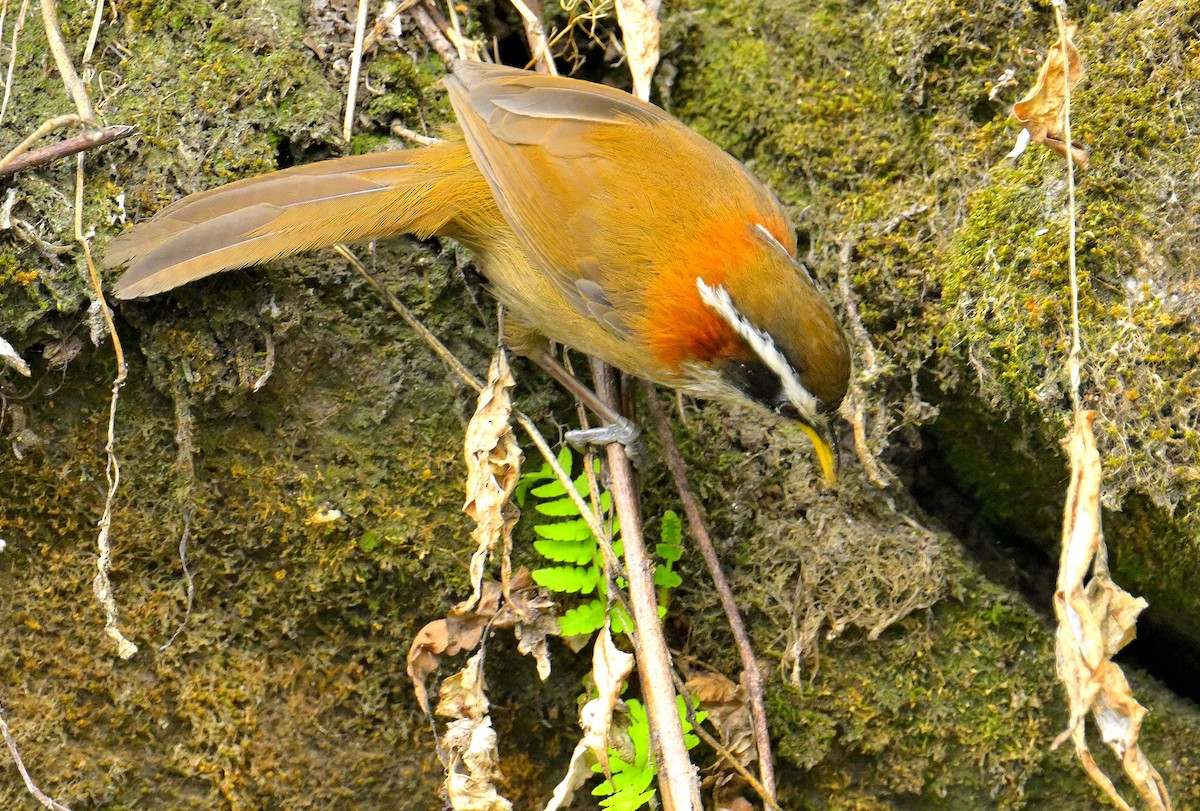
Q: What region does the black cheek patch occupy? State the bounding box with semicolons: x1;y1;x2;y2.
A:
723;358;785;412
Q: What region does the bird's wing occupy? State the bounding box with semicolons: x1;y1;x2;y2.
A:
445;62;766;330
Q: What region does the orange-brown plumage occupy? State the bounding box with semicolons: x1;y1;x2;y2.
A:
107;61;850;477
638;220;766;369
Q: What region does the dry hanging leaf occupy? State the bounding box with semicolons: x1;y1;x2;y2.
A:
583;621;636;775
437;650;491;721
687;671;756;808
439;654;514;811
543;623;635;811
443;717;513;811
409;572;559;712
541;741;591;811
686;672;755;769
407;583;500;714
1052;411;1172;811
614;0;661;102
1013;22;1088;167
503;568;559;681
459;351;522;613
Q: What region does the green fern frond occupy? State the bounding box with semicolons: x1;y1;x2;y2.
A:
531;565;599;594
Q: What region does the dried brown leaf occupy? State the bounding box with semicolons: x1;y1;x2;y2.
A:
542;741;592;811
582;622;635;776
717;799;754;811
499;568;558;681
434;655;513;810
409;572;559;713
1013;22;1088;168
542;623;633;809
1053;411;1171;811
460;351;522;613
614;0;660;102
407;613;490;714
438;651;490;721
443;714;513;811
688;671;756;807
686;672;755;768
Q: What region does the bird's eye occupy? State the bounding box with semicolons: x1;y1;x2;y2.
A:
777;403;801;421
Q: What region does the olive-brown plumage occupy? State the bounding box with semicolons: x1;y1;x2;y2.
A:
108;61;850;477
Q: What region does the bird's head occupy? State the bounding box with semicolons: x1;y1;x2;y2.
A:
686;224;850;482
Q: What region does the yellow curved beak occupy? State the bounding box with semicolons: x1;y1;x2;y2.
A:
797;419;839;484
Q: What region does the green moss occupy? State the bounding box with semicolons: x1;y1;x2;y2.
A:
5;0;1200;807
1;243;481;807
667;0;1200;730
661;0;1200;805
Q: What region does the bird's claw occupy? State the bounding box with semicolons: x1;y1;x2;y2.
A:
565;417;649;470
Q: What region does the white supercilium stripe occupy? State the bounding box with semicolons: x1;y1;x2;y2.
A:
695;278;820;421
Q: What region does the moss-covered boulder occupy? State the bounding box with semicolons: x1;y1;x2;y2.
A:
2;0;1199;808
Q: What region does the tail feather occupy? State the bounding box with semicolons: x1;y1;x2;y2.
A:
108;139;487;299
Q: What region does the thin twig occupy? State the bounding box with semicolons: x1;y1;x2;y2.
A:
0;113;80;172
39;0;93;120
843;385;892;488
442;0;466;59
343;0;371;143
390;122;441;145
158;507;194;651
508;0;555;74
77;152;136;659
0;123;134;178
160;375;197;652
643;382;777;803
595;361;700;811
72;0;137;660
39;0;134;658
1055;1;1081;412
0;704;74;811
363;0;419;52
81;0;102;63
335;244;484;390
515;409;621;572
410;2;459;68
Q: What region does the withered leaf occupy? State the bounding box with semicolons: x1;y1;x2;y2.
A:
443;715;513;811
1013;23;1088;168
459;351;522;613
614;0;661;102
437;652;490;721
581;622;635;777
409;573;558;713
407;612;490;715
542;621;632;810
438;656;513;810
686;672;755;768
687;671;756;808
541;740;592;811
1052;411;1170;811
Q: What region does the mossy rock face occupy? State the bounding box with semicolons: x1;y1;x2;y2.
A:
3;0;1200;809
668;0;1200;668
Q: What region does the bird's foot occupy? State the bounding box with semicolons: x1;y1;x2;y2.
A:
565;417;649;470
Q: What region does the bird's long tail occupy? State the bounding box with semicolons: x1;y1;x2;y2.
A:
107;135;492;299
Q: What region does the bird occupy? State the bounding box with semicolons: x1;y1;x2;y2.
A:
106;60;851;480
